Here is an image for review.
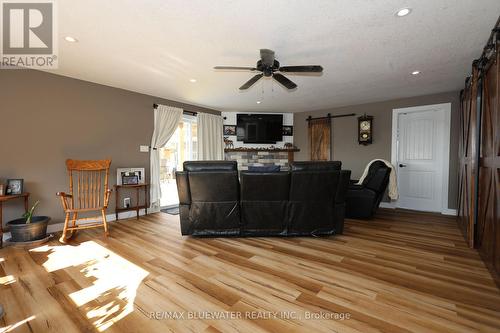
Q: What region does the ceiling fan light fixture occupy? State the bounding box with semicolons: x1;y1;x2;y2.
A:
215;49;322;91
396;8;411;17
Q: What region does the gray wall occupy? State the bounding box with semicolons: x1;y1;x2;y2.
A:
0;69;220;226
293;91;460;209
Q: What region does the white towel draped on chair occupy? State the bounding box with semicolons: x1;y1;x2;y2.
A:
357;159;399;200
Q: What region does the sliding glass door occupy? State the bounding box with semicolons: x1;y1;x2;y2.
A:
159;115;197;207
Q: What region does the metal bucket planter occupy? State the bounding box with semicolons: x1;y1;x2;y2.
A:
7;216;50;242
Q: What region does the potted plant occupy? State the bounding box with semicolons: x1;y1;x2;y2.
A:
7;201;50;243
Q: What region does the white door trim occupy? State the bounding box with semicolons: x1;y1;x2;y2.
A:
390;103;452;213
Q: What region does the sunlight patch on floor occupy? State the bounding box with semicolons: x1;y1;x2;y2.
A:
29;241;149;332
0;275;16;286
0;315;36;333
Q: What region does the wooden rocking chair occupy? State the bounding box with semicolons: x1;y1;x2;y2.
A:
57;159;112;243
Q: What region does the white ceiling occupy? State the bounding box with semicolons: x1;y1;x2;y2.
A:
52;0;500;112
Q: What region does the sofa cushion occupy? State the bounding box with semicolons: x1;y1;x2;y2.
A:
188;171;239;202
290;161;341;171
240;172;290;201
288;170;340;234
247;165;281;173
240;172;290;235
184;161;237;172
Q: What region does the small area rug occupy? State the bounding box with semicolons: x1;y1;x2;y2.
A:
161;206;179;215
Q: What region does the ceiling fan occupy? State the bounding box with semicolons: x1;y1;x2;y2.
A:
214;49;323;90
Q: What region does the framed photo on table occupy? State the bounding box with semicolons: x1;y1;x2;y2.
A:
6;179;23;195
116;168;145;186
122;175;139;185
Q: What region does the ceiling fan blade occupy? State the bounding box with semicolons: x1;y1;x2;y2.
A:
279;65;323;73
273;73;297;89
260;49;275;66
214;66;257;71
239;74;264;90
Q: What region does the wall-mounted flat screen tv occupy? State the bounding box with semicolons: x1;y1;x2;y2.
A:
237;114;283;143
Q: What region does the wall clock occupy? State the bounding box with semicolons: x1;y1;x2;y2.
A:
358;114;373;145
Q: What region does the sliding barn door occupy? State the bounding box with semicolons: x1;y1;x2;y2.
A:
477;36;500;277
457;65;480;248
309;118;331;160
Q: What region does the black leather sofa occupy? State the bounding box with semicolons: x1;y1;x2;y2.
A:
345;161;391;219
176;161;350;237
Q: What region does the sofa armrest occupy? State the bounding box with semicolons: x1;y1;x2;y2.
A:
348;186;377;198
348;184;364;190
176;171;191;205
335;170;351;204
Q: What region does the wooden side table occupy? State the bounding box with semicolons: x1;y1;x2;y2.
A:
114;184;149;220
0;193;30;248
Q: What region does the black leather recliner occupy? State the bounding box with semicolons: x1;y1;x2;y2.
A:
176;161;350;237
288;162;349;236
240;171;290;236
176;161;240;236
345;161;391;219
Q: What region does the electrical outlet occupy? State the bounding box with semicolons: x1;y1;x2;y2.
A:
124;197;131;208
140;145;149;152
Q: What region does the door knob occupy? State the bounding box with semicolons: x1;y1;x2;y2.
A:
399;164;407;168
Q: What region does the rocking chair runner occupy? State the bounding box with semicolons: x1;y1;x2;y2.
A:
56;159;112;243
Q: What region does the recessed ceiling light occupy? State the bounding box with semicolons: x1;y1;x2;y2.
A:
396;8;411;17
256;101;261;104
64;36;78;43
189;78;197;83
411;70;420;75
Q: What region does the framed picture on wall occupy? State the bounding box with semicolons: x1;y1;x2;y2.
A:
282;126;293;136
223;125;236;136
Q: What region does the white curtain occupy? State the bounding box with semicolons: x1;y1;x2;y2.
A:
150;104;183;211
198;112;224;160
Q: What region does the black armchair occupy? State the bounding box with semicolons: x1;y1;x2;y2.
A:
345;161;391;219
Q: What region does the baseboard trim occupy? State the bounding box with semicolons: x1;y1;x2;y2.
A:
379;203;458;216
379;202;396;209
2;209;147;242
441;209;458;216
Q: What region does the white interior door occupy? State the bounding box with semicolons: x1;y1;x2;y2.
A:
394;104;450;212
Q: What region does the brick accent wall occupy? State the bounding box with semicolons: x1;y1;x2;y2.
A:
225;151;290;170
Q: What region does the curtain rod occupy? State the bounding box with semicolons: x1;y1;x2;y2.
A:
475;19;500;70
306;113;356;121
153;103;197;116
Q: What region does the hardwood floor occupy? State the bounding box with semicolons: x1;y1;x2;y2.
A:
1;209;500;333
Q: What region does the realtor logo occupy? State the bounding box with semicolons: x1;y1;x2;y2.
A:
1;0;58;69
